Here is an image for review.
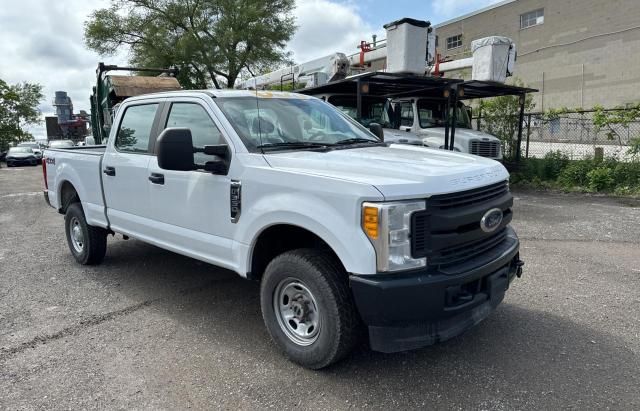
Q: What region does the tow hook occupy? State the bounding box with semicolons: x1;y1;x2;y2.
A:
515;259;525;278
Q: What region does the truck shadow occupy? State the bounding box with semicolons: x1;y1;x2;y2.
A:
97;238;638;407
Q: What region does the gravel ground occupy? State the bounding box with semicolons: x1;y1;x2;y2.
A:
0;165;638;410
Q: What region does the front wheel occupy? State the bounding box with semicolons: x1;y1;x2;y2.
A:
64;203;107;265
260;249;360;369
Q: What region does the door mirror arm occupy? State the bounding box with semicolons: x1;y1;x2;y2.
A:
194;145;231;175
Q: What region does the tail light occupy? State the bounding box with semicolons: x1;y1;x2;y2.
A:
42;157;48;190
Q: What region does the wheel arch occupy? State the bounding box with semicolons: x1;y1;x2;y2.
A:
247;223;344;281
58;180;81;214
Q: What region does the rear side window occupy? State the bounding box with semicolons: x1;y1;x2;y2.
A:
165;103;224;163
116;104;159;153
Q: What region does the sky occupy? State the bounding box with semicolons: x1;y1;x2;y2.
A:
0;0;501;138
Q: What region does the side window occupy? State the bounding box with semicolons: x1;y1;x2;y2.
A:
165;103;224;163
116;104;158;153
399;103;414;127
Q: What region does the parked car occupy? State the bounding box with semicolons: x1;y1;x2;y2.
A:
6;147;39;166
43;90;523;369
48;140;75;149
17;142;43;160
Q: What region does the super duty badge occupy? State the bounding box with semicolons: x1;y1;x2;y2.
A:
230;181;241;223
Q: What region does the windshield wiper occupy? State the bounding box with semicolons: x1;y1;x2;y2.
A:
257;141;332;151
335;138;383;145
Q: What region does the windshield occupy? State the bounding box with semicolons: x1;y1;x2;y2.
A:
215;96;379;152
50;140;74;147
327;96;394;128
9;147;32;153
417;100;472;129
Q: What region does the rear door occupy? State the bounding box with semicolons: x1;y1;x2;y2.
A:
102;101;163;237
146;97;236;267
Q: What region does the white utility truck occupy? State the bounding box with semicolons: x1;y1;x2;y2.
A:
240;18;523;159
395;99;503;159
43;89;523;369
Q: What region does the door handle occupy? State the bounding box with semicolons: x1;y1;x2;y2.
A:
148;173;165;185
103;166;116;176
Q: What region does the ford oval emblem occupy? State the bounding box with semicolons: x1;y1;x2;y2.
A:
480;208;503;233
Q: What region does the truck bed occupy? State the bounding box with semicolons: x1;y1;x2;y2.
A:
46;145;107;156
44;145;109;229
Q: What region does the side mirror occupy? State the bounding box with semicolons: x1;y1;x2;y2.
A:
368;122;384;141
156;128;195;171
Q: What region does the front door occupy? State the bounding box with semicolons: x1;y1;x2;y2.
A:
102;102;161;237
146;98;236;268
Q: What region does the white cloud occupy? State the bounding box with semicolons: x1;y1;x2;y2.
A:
288;0;384;63
0;0;126;138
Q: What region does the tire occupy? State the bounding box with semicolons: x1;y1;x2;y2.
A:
260;249;360;369
64;203;107;265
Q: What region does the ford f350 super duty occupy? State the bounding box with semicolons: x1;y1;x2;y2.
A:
43;90;523;369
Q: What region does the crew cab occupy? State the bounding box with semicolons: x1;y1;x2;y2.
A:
43;90;523;369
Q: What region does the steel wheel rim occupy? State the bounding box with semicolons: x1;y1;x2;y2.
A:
70;216;84;253
273;278;321;346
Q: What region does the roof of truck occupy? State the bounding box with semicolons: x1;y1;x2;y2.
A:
124;89;315;101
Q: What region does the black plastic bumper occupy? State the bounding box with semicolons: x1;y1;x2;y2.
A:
349;226;522;353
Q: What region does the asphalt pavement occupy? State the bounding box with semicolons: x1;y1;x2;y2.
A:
1;165;639;409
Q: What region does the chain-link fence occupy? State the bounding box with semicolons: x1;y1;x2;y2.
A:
474;109;639;161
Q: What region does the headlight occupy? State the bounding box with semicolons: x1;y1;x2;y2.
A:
362;200;426;272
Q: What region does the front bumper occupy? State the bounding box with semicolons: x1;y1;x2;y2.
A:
349;226;522;353
7;158;38;166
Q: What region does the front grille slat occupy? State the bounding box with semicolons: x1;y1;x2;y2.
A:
431;229;507;266
470;140;500;158
430;181;509;209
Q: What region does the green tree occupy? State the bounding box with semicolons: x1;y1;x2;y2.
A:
477;79;535;160
84;0;296;89
592;103;640;158
0;78;44;152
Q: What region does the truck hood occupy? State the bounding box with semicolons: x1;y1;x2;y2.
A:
383;128;424;146
264;144;508;199
421;127;499;145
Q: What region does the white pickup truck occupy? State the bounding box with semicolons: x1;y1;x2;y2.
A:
43;90;523;369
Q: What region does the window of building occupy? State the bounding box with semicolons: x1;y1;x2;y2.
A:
435;35;439;48
520;9;544;29
165;103;224;163
115;103;158;153
446;34;462;50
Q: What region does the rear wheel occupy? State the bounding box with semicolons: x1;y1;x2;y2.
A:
260;249;360;369
64;203;107;265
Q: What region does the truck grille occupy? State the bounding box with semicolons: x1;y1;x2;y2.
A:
411;180;512;270
470;140;500;158
429;180;509;210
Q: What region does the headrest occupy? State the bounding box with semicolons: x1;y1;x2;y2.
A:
252;117;275;134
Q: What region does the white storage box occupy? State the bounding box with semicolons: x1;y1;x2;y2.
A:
383;18;430;75
471;36;515;83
